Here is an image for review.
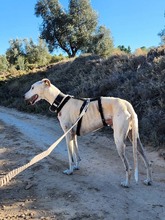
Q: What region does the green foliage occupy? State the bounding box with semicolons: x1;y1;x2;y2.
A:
158;12;165;44
5;38;51;70
0;55;9;71
35;0;113;57
68;0;98;55
24;38;51;66
50;54;67;63
16;55;25;71
84;26;114;57
6;39;25;65
118;45;131;54
158;28;165;44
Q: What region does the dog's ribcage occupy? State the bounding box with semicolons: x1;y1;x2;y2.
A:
59;98;113;136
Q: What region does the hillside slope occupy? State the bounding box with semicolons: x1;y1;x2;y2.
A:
0;46;165;148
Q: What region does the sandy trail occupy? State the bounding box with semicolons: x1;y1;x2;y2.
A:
0;106;164;220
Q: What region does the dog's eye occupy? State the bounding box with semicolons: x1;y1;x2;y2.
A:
31;86;34;90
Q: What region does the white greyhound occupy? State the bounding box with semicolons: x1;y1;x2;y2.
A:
24;78;152;187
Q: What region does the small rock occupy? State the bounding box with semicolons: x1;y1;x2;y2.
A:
20;203;25;207
1;205;5;210
25;182;33;190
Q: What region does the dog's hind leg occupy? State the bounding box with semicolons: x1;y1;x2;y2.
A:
113;117;132;187
115;140;132;187
128;131;152;185
138;138;152;185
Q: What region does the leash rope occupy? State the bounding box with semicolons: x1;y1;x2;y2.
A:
0;99;90;187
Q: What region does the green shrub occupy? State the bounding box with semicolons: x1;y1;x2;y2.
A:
49;54;67;64
0;55;9;71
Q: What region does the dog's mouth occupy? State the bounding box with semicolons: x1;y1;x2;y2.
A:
26;94;39;105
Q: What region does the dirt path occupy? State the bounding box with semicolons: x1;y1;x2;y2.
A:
0;106;164;220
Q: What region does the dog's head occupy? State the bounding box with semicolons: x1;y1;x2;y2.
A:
24;79;51;105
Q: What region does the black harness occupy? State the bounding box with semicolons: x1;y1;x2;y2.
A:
76;97;108;136
97;97;108;127
50;94;107;136
76;99;90;136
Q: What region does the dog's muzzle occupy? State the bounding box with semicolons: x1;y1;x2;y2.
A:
25;94;39;105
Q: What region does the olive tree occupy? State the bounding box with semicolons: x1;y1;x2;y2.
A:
35;0;113;57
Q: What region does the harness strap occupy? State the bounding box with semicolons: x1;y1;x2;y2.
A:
76;99;90;136
98;97;108;126
76;97;107;136
50;95;107;135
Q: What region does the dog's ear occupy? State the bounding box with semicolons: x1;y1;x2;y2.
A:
42;78;51;87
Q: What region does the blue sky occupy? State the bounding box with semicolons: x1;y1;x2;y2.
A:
0;0;164;55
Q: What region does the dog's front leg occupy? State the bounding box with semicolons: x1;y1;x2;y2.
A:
73;135;81;170
63;133;75;175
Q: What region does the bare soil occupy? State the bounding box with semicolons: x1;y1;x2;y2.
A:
0;106;164;220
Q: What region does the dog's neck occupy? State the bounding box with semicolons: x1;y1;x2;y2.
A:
43;84;64;105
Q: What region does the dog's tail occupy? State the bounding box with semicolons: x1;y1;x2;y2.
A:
126;101;139;183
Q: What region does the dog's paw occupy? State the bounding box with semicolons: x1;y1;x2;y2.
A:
143;179;152;186
63;169;73;175
73;165;80;170
120;181;129;188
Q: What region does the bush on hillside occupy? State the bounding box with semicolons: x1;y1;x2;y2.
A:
0;55;9;72
49;54;68;64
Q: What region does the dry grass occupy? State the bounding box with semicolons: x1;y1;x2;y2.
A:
0;47;164;148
